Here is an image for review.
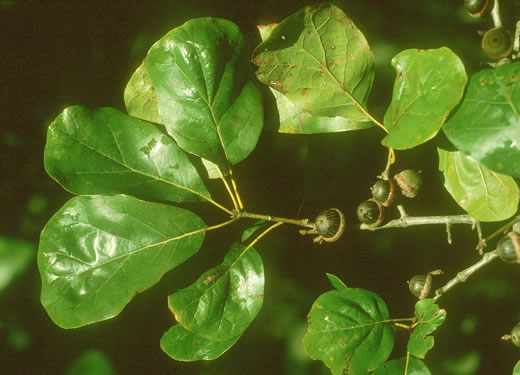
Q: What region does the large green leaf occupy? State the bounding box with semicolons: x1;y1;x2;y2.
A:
303;287;394;375
438;148;519;221
44;106;210;203
382;48;467;149
38;195;205;328
513;360;520;375
168;242;264;341
142;18;263;169
372;356;431;375
443;62;520;177
160;324;240;361
253;4;375;121
408;299;446;359
267;88;371;133
0;236;34;293
124;62;166;125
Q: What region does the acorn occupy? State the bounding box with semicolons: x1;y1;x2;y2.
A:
481;27;513;60
370;179;396;207
314;208;346;243
464;0;489;17
511;323;520;348
407;270;443;299
497;232;520;264
357;199;384;227
394;169;422;198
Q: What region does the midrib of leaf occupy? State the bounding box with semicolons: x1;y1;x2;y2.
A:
313;319;390;334
54;125;212;202
53;220;204;278
290;19;385;131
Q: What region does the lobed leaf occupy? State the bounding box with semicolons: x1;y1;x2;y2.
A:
253;4;375;122
382;48;467;149
303;287;394;375
44;106;210;203
443;62;520;177
438;148;519;221
168;242;264;341
141;17;263;169
372;356;431;375
160;324;240;361
408;299;446;359
38;195;205;328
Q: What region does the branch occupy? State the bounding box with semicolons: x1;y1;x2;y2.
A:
434;250;498;300
491;0;502;28
236;211;315;229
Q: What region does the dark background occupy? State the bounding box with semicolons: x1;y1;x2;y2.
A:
1;0;520;374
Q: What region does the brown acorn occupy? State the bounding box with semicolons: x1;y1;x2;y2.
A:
394;169;422;198
481;27;513;60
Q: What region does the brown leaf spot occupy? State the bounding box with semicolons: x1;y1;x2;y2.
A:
258;294;264;300
301;88;308;96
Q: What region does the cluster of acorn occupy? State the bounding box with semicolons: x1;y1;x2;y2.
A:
464;0;514;60
357;169;422;226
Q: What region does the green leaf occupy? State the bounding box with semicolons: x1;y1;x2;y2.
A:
124;62;166;125
44;106;210;203
513;360;520;375
408;299;446;359
240;220;267;242
438;148;519;221
143;18;264;168
382;48;467;149
38;195;205;328
267;88;372;133
326;272;347;290
168;242;264;341
160;324;240;361
443;62;520;177
372;356;431;375
303;287;394;375
253;4;375;121
66;349;115;375
0;236;34;293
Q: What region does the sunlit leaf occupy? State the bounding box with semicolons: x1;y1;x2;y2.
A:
160;324;240;361
372;356;431;375
303;287;394;375
44;106;210;203
326;272;347;290
168;242;264;341
408;299;446;359
142;18;263;169
438;148;519;221
382;48;467;149
124;62;166;125
0;236;34;293
253;4;375;122
443;62;520;177
38;195;205;328
513;360;520;375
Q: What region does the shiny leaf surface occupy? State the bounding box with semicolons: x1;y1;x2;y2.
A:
443;62;520;177
143;18;263;168
382;48;467;149
438;148;519;221
372;356;431;375
0;236;35;293
303;287;394;375
408;299;446;359
38;195;206;328
253;4;375;121
168;242;264;341
44;106;210;203
160;324;240;361
267;88;371;133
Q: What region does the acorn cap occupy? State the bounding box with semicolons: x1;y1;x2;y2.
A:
314;208;346;243
394;169;422;198
481;27;513;60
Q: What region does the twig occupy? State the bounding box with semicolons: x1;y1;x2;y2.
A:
360;213;477;232
491;0;502;28
434;250;499;300
236;211;315;229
